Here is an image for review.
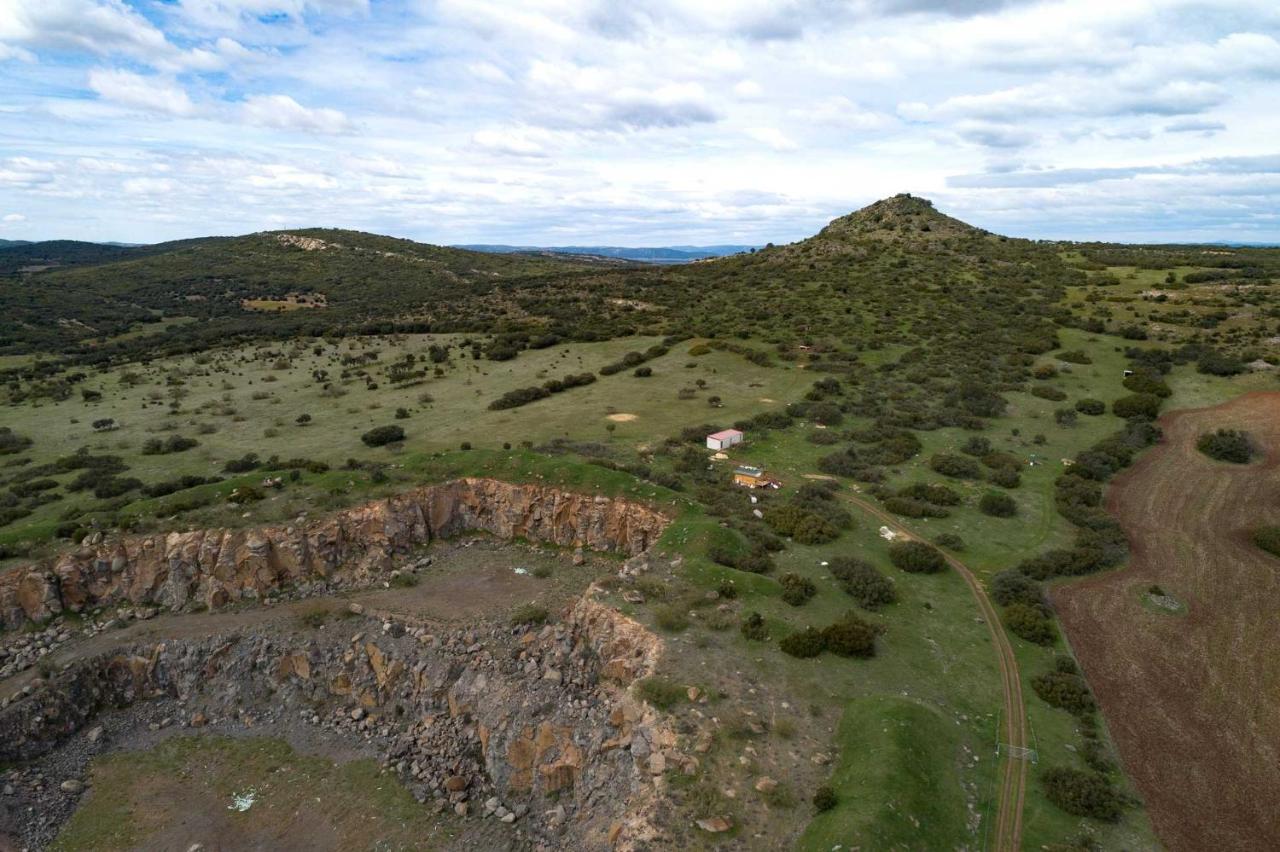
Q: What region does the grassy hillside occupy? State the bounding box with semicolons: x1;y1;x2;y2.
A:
4;194;1278;850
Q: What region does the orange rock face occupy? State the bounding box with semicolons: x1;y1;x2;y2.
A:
0;478;669;629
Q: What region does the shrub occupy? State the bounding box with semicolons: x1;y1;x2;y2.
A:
822;613;877;658
883;496;950;518
0;428;32;455
653;604;691;632
224;452;261;474
362;425;405;447
1031;667;1097;717
1041;767;1125;822
898;482;962;505
812;785;838;813
830;557;897;610
979;492;1017;517
226;484;264;504
1196;429;1253;464
779;573;817;606
636;677;686;710
779;627;826;659
989;467;1021;488
990;570;1044;609
741;611;769;641
633;366;653;377
510;603;549;626
1075;398;1106;416
688;343;711;356
1253;526;1280;558
92;476;143;499
1003;602;1057;645
1112;393;1161;419
1031;386;1068;402
934;532;965;551
888;540;946;574
929;453;982;479
764;505;840;545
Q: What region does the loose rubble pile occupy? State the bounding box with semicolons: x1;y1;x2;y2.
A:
0;621;75;680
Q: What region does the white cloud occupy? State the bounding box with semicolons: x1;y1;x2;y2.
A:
241;94;353;134
88;69;196;116
3;213;25;222
0;0;1279;243
123;177;178;195
746;127;798;151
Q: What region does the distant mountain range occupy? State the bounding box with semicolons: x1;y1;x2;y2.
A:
455;244;760;263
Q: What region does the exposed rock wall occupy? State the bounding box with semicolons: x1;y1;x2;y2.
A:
0;593;682;850
0;478;669;630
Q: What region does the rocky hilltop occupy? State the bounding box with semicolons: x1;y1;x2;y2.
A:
0;478;670;629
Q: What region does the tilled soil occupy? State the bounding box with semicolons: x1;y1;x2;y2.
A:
1053;391;1280;852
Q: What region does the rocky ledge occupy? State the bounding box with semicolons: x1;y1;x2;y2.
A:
0;478;670;629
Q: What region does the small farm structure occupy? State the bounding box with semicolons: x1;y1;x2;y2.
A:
706;429;744;450
734;466;780;489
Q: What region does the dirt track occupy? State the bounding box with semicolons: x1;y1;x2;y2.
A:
1054;391;1280;851
842;493;1027;852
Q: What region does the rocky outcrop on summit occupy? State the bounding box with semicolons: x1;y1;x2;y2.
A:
0;478;669;630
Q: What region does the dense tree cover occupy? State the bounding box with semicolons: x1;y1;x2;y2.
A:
1196;428;1254;464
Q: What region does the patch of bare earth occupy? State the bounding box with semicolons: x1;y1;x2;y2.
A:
1053;391;1280;851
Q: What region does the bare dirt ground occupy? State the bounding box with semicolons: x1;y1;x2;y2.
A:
1053;391;1280;851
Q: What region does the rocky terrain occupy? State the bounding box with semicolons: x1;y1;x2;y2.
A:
0;583;681;850
0;478;669;629
0;478;684;850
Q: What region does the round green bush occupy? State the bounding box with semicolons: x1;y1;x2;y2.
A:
888;540;946;574
1075;398;1106;416
822;614;877;658
1003;602;1057;645
929;453;983;479
1196;428;1253;464
829;557;897;610
779;627;826;658
361;425;405;447
741;611;768;641
1040;767;1125;822
812;785;838;812
979;492;1018;518
780;573;817;606
1112;393;1161;419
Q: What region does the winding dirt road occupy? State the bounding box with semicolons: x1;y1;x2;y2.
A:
843;492;1028;852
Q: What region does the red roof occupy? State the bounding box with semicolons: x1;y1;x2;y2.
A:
708;429;743;440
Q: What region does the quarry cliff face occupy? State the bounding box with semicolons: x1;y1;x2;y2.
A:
0;588;681;850
0;478;670;629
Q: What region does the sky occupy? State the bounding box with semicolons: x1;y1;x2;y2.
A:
0;0;1278;246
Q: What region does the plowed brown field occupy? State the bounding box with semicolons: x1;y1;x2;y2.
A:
1054;392;1280;851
